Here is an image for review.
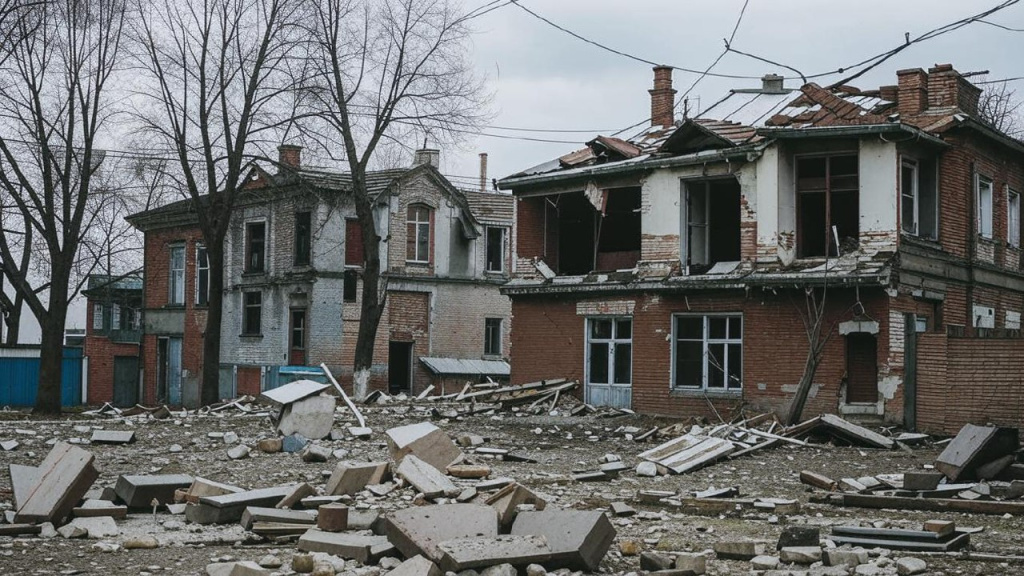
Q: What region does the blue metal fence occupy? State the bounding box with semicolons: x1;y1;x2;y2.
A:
0;347;83;407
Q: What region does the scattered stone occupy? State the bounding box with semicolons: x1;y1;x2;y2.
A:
436;535;552;573
485;483;547;530
38;522;57;538
750;555;779;570
610;502;635;517
397;455;458;499
779;546;822;564
510;510;615;572
223;431;239;444
283;434;310;453
317;504;349;532
227;445;251;460
293;554;316;573
205;560;270;576
896;557;928;575
92;541;120;553
326;461;390;496
302;444;332;463
480;564;516;576
824;548;868;567
713;541;766;561
777;526;820;550
458;435;486;447
619;540;642;556
525;564;546;576
1;440;20;451
90;430;136;445
123;535;160;549
673;552;706;575
384;504;499;563
640;551;673;571
386;422;462;472
67;516;119;539
258;555;283;569
635;462;658;477
387;555;442;576
258;438;283;453
58;524;88;539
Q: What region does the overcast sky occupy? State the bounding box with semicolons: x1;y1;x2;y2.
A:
441;0;1024;186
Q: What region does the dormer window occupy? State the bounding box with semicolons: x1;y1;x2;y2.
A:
406;204;432;264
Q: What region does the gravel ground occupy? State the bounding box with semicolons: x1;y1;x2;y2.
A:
1;401;1023;576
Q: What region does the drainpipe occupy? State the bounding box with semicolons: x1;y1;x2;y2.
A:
967;160;976;333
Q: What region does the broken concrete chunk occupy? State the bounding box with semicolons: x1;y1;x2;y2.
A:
187;485;302;525
510;509;615;571
317;503;348;532
9;463;38;510
227;445;251;460
278;395;336;440
447;464;491;479
67;516;119;538
824;548;868;567
282;434;309;453
640;551;674;571
14;443;98;525
713;541;767;561
90;430;136;444
72;500;128;519
397;455;457;499
384;504;499;563
185;477;244;504
386;555;442;576
240;506;315;531
115;474;194;508
326;461;390;496
750;555;780;570
896;557;928;575
0;439;18;451
297;530;394;564
260;379;330;405
205;560;271;576
301;444;332;463
257;438;282;453
673;552;706;575
779;546;822;564
610;502;636;517
903;471;943;491
922;520;955;537
777;526;820;550
386;422;462;472
485;483;547;531
935;424;1019;482
436;535;552;573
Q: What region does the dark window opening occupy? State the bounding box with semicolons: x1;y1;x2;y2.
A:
484;318;502;356
548;187;641;275
343;269;358;302
245;221;266;273
797;154;859;257
684;179;741;273
345;218;364;266
294;211;311;266
290;309;307;365
242;291;262;335
673;314;742;391
596;187;641;271
485;227;506;272
901;156;938;240
196;244;209;306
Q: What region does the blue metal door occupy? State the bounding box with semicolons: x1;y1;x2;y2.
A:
585;317;632;408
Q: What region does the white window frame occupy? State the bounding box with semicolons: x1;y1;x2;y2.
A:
485;227;507;273
1008;187;1020;248
977;175;994;239
111;304;120;330
195;243;209;305
92;303;104;330
671;313;743;391
169;244;185;305
242;291;262;336
585;316;633;387
901;158;919;235
484;317;502;356
406;205;431;264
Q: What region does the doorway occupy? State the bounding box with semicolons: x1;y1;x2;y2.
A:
157;336;182;405
846;333;878;403
388;341;413;394
113;355;139;407
585;317;632;408
290;309;307;365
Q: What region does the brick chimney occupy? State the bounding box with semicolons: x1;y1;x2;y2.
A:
927;63;981;116
413;148;440;168
278;144;302;168
896;68;928;118
649;65;676;129
879;85;898;103
478;152;488;193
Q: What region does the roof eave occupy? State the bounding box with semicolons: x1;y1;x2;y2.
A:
755;123;950;148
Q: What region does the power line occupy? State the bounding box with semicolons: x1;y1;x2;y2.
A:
977;76;1024;84
978;18;1024;31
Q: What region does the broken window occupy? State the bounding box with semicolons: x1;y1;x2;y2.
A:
294;211;312;266
900;157;938;239
484;317;502;356
797;154;859;257
1009;188;1020;248
169;244;185;304
406;204;432;263
485;227;506;273
682;180;741;273
673;315;742;391
196;244;209;306
245;221;266;273
595;187;641;271
242;291;262;335
343;269;358;302
977;176;993;239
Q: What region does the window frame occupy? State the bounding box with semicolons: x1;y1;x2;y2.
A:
294;210;312;266
245;220;267;273
1008;187;1020;248
977;175;994;239
92;303;104;331
484;317;502;356
195;243;209;306
901;158;919;235
242;291;262;336
794;152;860;258
485;226;507;273
406;204;432;264
671;313;743;392
168;243;185;305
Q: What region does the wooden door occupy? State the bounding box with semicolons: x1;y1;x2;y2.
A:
846;333;878;404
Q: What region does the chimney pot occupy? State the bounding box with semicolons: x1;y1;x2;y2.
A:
413;148;440;168
761;73;785;93
649;65;677;129
278;144;302;169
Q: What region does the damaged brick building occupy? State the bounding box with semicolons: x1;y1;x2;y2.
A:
127;148;512;406
498;64;1024;433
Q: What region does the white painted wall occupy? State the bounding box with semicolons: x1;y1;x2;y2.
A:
859;138;899;233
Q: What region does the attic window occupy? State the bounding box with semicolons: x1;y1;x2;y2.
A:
797;154;859;257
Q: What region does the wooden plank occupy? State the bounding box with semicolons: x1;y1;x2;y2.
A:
826;493;1024;516
14;443;98;524
800;470;837;491
743;427;808;447
818;414;894;449
935;424;1019;482
638;434;702;462
729;437;780;459
828;532;969;552
661;438;735;474
321;363;365;428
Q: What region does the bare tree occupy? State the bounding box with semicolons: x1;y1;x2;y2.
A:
979;79;1023;139
785;286;837;425
302;0;487;398
0;0;127;413
131;0;302;406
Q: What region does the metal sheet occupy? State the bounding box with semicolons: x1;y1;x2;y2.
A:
419;357;510;377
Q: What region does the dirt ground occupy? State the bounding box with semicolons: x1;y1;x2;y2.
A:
1;401;1023;576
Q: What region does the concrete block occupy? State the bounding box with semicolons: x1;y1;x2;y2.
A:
317;503;348;532
240;506;315;531
896;557;928;575
673;552;706;575
386;422;462;472
14;443;98;525
824;548;868;567
278;395;336;440
384;504;498;562
188;485;300;525
510;510;615;571
206;560;271;576
67;516;119;538
610;502;635;517
90;430;136;444
397;455;457;499
447;464;491;479
282;434;308;453
8;463;38;509
302;444;332;463
437;535;552;573
777;526;820;550
326;461;390;496
640;551;673;571
713;540;766;560
749;555;779;570
260;379;330;405
1;439;18;451
115;474;194;508
779;546;822;564
185;477;244;503
297;529;394;563
485;483;547;531
387;555;441;576
72;500;128;519
903;472;943;491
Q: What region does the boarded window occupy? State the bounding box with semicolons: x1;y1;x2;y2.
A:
345;218;363;266
294;211;312;266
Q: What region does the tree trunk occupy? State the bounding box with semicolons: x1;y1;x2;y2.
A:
785;349;821;426
3;293;22;345
351;190;385;400
201;240;226;407
34;272;70;415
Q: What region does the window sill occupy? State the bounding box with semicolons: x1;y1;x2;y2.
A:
163;304;185;309
669;388;742;399
405;261;431;267
239;333;263;339
242;271;266;277
482;354;504;361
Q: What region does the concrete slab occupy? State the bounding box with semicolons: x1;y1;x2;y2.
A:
15;443;98;525
72;500;128;519
205;560;271;576
188;485;300;525
67;516;119;538
713;540;767;560
297;529;395;563
240;506;316;531
115;474;194;508
397;455;457;499
437;535;552;573
9;464;38;509
326;461;390;496
90;430;136;444
278;395;336;440
384;504;499;562
185;477;245;504
386;422;462;472
484;483;547;530
510;510;615;571
259;379;330;405
387;555;442;576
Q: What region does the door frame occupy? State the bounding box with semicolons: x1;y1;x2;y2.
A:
388;340;414;394
584;316;633;408
289;308;308;365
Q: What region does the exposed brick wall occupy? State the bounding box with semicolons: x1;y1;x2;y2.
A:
640;234;679;262
83;335;140;405
236;365;261;397
388;290;431;392
915;331;948;433
515;196;546;272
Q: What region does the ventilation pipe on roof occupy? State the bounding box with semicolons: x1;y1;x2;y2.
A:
649;65;676;129
761;73;785;94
